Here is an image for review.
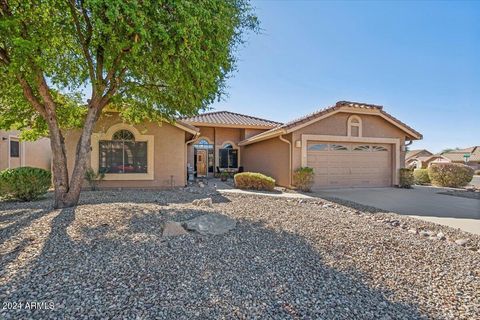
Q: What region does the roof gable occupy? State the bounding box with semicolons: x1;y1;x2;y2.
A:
181;111;281;129
406;149;433;160
239;101;422;145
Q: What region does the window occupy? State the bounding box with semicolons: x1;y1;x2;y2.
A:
10;140;20;158
99;130;147;173
308;143;328;151
372;146;388;152
194;139;213;149
348;115;362;137
330;144;348;151
353;145;370;151
219;143;238;168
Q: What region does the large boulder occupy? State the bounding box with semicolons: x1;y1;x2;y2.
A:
183;214;236;235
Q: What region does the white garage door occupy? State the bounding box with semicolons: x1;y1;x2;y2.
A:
307;142;392;189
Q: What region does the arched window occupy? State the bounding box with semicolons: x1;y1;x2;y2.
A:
194;138;213;149
99;128;147;174
348;115;362;137
223;143;233;149
112;129;135;141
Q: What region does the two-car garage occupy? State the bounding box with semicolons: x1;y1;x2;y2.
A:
240;101;422;190
306;142;393;189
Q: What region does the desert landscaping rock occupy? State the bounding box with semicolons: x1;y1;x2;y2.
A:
0;188;479;319
162;221;188;237
183;213;236;235
191;197;213;208
437;232;446;240
455;238;470;246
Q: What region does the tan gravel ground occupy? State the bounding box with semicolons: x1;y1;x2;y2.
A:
0;187;479;319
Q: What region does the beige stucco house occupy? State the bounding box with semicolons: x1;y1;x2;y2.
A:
64;101;422;190
406;147;480;170
436;146;480;170
0;130;51;171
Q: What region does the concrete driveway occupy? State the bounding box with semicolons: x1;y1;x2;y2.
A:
316;187;480;235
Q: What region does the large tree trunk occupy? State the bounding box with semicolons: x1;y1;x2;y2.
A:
50;103;102;209
30;70;107;209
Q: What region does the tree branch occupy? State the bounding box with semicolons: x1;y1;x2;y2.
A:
66;0;95;85
15;75;47;118
79;0;92;45
0;0;12;17
99;67;127;107
0;46;10;64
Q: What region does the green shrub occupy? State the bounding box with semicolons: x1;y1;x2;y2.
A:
398;168;414;188
293;167;314;192
220;171;229;181
428;163;474;188
84;168;105;191
0;167;51;201
413;169;430;185
234;172;275;191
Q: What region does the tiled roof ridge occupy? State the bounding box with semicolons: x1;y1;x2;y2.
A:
181;110;281;126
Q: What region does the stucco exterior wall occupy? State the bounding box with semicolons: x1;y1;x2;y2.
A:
244;128;267;140
64;113;188;189
291;113;407;171
0;130;51;171
242;136;290;187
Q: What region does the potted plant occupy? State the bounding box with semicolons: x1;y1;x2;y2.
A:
220;171;229;182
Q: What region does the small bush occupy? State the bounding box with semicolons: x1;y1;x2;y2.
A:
293;167;314;192
84;168;105;191
234;172;275;191
220;171;229;181
0;167;51;201
428;163;474;188
398;168;414;188
413;169;430;185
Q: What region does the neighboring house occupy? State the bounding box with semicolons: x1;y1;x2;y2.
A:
0;130;51;171
406;149;433;159
434;146;480;170
64;100;422;190
405;149;441;169
406;149;432;168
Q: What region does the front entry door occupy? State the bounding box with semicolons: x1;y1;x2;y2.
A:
196;149;207;177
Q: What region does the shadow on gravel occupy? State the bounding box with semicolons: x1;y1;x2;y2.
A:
1;206;425;319
0;208;53;246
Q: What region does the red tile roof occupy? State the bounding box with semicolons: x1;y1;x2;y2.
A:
440;146;480;162
181;111;281;128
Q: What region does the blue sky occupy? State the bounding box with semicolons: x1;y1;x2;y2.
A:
210;0;479;153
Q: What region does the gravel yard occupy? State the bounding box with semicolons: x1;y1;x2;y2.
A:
1;186;479;319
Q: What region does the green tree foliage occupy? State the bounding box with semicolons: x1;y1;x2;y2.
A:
0;0;257;207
